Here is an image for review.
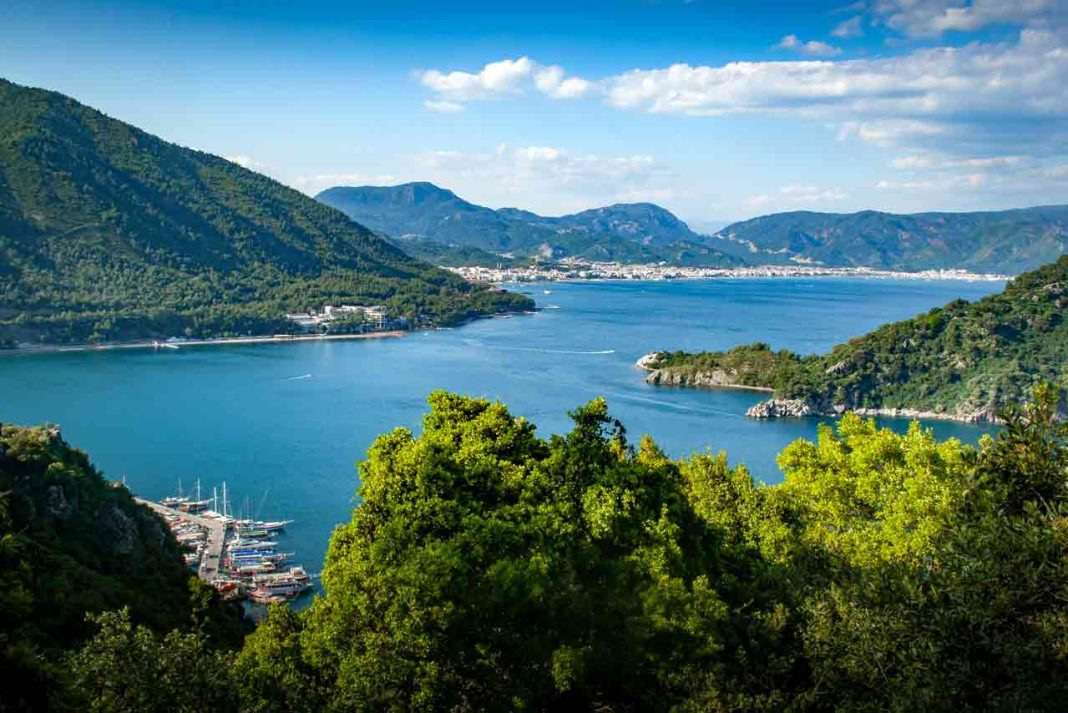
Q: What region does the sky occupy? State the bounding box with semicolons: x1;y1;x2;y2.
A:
1;0;1065;225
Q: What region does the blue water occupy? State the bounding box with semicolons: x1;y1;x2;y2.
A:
0;277;1003;582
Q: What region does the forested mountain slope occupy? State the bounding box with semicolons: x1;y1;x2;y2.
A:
713;206;1068;273
316;182;741;266
0;79;530;345
645;256;1068;421
0;424;244;709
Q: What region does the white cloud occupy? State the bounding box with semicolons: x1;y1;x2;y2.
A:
423;99;465;114
289;171;399;195
873;0;1063;38
226;155;266;170
414;144;675;213
831;15;865;38
776;34;843;56
890;153;1026;170
605;29;1066;157
747;184;849;210
419;57;534;101
418;57;592;109
533;65;594;99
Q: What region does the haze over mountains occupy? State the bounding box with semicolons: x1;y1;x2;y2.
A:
316;183;741;267
318;183;1067;274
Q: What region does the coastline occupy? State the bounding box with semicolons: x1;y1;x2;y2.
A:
0;330;409;357
637;356;997;425
450;261;1011;285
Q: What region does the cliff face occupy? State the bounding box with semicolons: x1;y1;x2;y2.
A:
645;368;774;391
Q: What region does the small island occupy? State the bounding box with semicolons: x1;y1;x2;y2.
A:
641;256;1068;424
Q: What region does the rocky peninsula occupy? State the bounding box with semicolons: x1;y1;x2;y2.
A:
637;256;1068;425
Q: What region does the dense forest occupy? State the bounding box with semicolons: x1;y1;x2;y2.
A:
0;424;247;711
712;205;1068;273
645;256;1068;421
0;79;531;347
3;384;1067;711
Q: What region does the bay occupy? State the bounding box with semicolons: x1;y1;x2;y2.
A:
0;277;1004;580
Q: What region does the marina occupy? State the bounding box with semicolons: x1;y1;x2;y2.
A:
137;481;312;605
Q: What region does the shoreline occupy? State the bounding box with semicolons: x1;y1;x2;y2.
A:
1;330;409;357
451;262;1011;285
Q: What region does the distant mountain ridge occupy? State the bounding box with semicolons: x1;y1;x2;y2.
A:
0;80;530;345
319;183;1067;274
712;206;1068;273
316;183;741;266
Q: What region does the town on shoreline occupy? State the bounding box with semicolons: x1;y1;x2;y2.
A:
447;259;1011;284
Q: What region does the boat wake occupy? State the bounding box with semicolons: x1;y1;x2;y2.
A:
284;374;313;381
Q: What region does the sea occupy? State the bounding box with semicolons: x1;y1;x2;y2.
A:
0;277;1004;587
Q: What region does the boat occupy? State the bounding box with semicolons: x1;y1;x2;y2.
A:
236;519;293;534
247;575;312;603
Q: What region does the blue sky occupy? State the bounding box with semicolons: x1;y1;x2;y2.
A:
1;0;1064;224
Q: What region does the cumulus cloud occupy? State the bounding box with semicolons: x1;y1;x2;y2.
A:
873;0;1063;38
606;28;1065;157
419;57;535;101
776;34;843;56
533;65;594;99
417;57;592;109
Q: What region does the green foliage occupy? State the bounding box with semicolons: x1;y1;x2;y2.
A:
653;342;812;391
69;608;236;713
0;80;532;345
717;206;1068;272
241;387;1068;711
4;389;1068;710
0;424;247;712
653;256;1068;418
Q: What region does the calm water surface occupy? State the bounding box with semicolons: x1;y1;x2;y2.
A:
0;277;1004;578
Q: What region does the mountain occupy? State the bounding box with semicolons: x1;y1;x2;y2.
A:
712;206;1068;273
643;256;1068;422
0;80;531;346
316;183;741;266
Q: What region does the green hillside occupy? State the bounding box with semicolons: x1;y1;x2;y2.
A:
713;206;1068;273
645;256;1068;421
0;423;245;709
0;80;531;346
316;182;741;266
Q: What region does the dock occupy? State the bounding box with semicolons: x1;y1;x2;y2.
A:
137;498;229;580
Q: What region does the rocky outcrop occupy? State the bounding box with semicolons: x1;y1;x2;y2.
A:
646;368;773;392
96;502;137;554
746;398;1001;423
852;406;1000;424
746;399;821;418
638;353;775;392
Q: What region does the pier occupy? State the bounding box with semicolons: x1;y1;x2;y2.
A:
137;498;229;580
